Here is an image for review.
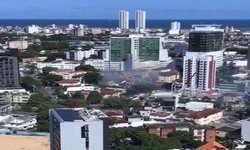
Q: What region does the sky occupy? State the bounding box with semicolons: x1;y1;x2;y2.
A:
1;0;250;19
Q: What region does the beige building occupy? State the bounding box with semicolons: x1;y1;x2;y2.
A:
186;108;223;125
9;41;28;50
158;70;180;83
12;93;30;104
50;69;86;81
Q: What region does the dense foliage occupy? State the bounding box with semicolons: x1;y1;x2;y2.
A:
110;128;184;150
86;91;103;104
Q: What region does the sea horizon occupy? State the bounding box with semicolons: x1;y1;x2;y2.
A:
1;19;250;29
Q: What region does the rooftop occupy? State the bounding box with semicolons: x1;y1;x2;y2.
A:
54;108;108;122
188;108;223;119
196;141;228;150
158;70;179;77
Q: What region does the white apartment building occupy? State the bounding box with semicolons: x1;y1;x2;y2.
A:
135;10;146;31
50;108;109;150
73;27;85;37
65;49;109;61
119;10;129;30
183;54;216;94
37;61;80;71
25;25;39;34
65;83;101;94
169;22;181;35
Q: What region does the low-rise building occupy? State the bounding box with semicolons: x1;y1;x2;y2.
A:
182;102;214;111
101;88;124;98
146;122;216;142
0;92;30;104
242;118;250;142
158;70;180;83
37;60;80;71
55;80;80;87
64;83;101;94
0;103;12;113
149;112;171;121
0;114;37;130
12;93;30;104
186;108;223;125
50;69;86;80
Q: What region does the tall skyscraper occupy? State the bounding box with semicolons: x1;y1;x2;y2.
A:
135;10;146;31
50;108;109;150
0;49;20;87
183;24;224;95
119;10;129;30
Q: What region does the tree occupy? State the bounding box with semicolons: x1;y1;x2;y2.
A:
75;65;99;72
42;74;63;86
20;77;41;91
26;64;38;74
42;67;56;75
84;72;100;84
86;91;103;104
65;99;89;108
44;55;56;62
72;91;85;100
28;93;59;132
103;97;123;109
164;137;182;149
168;131;203;148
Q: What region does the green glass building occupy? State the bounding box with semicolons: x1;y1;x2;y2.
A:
110;38;131;62
188;32;223;52
138;38;160;61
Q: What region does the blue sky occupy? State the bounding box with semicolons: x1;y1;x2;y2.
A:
1;0;250;19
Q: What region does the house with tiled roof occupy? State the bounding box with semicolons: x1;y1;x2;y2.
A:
158;70;180;83
186;108;223;125
50;69;86;81
196;141;228;150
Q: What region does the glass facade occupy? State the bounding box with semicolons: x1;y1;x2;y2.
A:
110;38;131;62
188;32;223;52
139;38;160;61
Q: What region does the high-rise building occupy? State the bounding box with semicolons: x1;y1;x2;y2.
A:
110;37;132;62
0;49;20;87
182;24;224;95
110;36;171;70
50;108;109;150
135;10;146;31
72;27;84;37
187;24;224;68
169;22;181;35
183;54;216;94
119;10;129;30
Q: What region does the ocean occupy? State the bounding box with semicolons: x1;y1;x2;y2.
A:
1;19;250;29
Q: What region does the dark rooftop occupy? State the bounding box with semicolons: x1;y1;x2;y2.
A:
55;109;82;122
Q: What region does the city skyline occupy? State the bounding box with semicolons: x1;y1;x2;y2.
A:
1;0;250;19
